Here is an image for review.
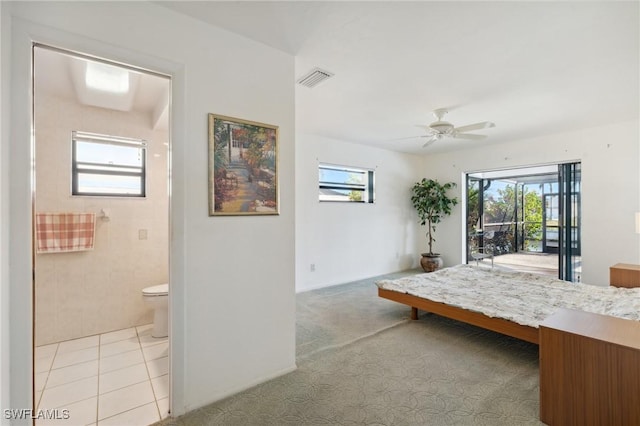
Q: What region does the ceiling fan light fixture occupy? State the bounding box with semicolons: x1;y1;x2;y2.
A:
412;108;496;149
430;121;454;134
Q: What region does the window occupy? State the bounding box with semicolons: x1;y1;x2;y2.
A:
318;163;375;203
71;131;146;197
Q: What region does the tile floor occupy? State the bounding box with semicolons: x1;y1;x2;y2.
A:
35;324;169;426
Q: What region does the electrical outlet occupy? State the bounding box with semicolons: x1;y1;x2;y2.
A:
138;229;148;240
310;263;316;272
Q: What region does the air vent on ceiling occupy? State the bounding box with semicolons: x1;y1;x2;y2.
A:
297;67;334;88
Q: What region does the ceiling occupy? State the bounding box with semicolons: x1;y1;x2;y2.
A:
159;1;639;154
34;47;170;131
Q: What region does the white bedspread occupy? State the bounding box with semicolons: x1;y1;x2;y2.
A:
376;264;640;328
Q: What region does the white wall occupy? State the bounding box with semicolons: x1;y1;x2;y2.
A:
296;133;421;292
419;119;640;286
34;92;169;345
3;1;295;418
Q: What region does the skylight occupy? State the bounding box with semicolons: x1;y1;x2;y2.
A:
85;61;130;94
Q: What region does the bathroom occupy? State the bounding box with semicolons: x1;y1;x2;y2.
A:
33;46;171;425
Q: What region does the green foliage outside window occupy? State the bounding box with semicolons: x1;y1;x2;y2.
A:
479;184;544;253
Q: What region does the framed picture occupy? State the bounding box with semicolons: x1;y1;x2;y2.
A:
208;113;279;216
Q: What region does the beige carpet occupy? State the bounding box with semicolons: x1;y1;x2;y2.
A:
157;270;543;426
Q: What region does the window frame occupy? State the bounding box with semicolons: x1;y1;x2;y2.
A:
71;131;147;197
318;163;375;203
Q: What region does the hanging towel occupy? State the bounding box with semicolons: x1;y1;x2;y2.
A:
36;213;96;253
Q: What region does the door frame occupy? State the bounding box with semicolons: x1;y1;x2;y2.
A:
32;42;173;417
7;19;188;419
464;161;581;281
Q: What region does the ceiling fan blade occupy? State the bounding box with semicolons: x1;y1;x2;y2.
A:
422;136;438;148
452;133;487;140
453;122;495;133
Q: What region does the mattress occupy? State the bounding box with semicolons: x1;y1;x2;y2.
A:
376;264;640;328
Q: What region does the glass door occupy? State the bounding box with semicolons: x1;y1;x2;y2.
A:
543;193;559;254
466;163;581;281
558;163;581;282
466;176;482;262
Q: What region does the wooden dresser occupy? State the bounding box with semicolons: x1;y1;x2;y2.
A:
610;263;640;288
540;308;640;425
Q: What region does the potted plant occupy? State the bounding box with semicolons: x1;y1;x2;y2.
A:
411;178;458;272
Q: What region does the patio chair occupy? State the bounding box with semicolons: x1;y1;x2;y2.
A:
471;230;494;267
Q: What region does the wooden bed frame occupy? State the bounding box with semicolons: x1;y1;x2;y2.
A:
380;271;640;423
378;288;539;344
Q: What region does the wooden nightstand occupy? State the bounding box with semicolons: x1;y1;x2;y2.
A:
540;308;640;425
610;263;640;288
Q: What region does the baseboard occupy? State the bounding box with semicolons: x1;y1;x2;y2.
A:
183;363;298;413
296;268;421;293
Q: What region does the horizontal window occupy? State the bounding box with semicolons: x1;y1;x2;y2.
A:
318;163;375;203
72;131;146;197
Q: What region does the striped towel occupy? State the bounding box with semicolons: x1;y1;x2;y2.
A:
36;213;96;253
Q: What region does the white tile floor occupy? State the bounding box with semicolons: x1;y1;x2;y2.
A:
35;324;169;426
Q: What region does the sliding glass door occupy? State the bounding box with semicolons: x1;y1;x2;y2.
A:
558;163;581;282
466;162;581;282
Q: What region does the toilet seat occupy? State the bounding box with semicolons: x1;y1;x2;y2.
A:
142;283;169;297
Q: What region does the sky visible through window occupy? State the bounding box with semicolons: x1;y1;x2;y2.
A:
74;139;144;195
318;164;372;202
319;168;364;191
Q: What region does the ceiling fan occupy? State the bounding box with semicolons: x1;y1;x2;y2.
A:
414;108;495;148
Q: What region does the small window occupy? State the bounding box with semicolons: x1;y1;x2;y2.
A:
318;163;375;203
72;131;146;197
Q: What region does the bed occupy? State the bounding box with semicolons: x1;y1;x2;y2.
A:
376;264;640;344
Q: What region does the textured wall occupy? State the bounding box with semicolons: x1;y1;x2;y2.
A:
34;91;169;345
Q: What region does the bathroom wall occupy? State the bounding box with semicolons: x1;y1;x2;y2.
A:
34;90;169;346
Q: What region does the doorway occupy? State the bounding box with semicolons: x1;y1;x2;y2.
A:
466;163;581;281
32;44;171;424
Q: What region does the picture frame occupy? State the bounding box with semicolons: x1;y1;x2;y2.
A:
208;113;279;216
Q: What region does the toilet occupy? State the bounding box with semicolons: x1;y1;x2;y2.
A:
142;283;169;338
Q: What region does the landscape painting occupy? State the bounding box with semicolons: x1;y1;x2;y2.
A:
208;114;278;216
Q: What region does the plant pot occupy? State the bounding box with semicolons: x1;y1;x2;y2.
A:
420;253;443;272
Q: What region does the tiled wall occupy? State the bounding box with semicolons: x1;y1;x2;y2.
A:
34;92;169;346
